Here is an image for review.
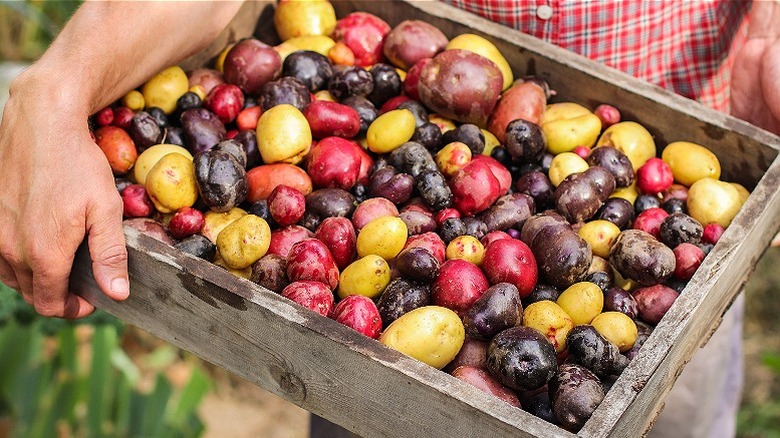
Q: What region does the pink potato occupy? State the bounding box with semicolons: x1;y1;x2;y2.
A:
402;58;431;101
331;295;383;339
188;68;225;95
282;280;335;317
267;225;313;259
314;217;357;271
451;366;522;408
267;185;306;227
222;38;282;95
481;238;538;298
673;242;705;280
351;197;399;231
123;218;174;245
383;20;448;70
632;284;679;325
122;184;155;218
332;12;391;67
204;83;245;124
286;238;340;290
480;230;513;248
444;338;489;372
168;207;205;239
432;259;490;317
403;232;446;265
471;155;512;196
306;136;363;190
303;100;361;139
633;207;668;239
450;159;502;217
487;79;550;144
418;49;503;127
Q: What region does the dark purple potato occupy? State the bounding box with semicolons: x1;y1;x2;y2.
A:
532;226;592;290
586;146;634;188
396;100;429;128
234;129;261;169
368;63;402;107
304;188;357;220
376;278;431;327
554;166;616;224
625;321;654;360
505;119;545;163
369;166;414;205
462;217;488;240
211;139;247;168
634;194;661;215
163;126;186;147
603;286;639;319
389;141;437;178
250;253;289;293
342;95;378;135
566;325;630;378
146;107;169;128
584;270;612;292
415;169;453;210
549;363;605;432
222;38;282;95
522;283;560;308
659;212;703;248
595;197;634;230
129;111;162;152
399;210;437;235
661;197;687;215
328;65;374;99
259;76;311;111
411;121;442;151
180;108;226;155
395;247;440;283
486;326;557;391
246;200;273;223
123;218;174;245
478;192;536;233
176;91;202;115
463;283;523;340
516;171;555;210
521;389;558;425
174;234;216;260
194;150;248;212
438;217;467;244
282;50;333;92
441;123;485;156
610;229;676;286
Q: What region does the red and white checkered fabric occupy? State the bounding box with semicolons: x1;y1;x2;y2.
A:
441;0;751;112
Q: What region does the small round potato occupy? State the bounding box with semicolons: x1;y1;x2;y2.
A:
380;305;465;369
445;235;485;266
578;220;621;259
201;207;247;244
356;216;408;260
591;311;638;353
144;153;198;213
256;104;312;164
548;152;589;187
661;141;721;187
141;66;189;114
134;144;193;186
216;214;272;270
556;282;604;326
366;109;416;154
337;255;392;300
687;177;745;228
522;300;574;353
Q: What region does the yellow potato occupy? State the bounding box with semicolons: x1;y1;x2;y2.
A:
256;104;312;164
687;177;745;228
429;114;456;133
548;152;589;187
366;109;416;154
380;306;465;369
213;253;253;279
661;141;721;186
337;255;392;300
216;214;272;270
141;66;189;114
446;34;514;90
481;129;501;156
435;141;472;177
356;216;408;260
201;207;247;244
445;235;485;266
144;153;198;213
609;181;638;204
591;311;638;353
134;144;193;185
595;121;656;171
541;103;602;155
578;220;621;259
121;90;145;112
522;300;574;353
273;0;337;41
214;43;235;72
283;35;336;56
556;282;604;326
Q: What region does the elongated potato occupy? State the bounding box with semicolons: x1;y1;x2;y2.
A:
609;229;675;286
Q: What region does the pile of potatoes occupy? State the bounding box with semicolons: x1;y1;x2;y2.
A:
91;0;749;432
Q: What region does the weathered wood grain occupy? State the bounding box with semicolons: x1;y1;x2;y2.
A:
72;1;780;437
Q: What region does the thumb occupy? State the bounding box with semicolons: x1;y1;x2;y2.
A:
87;195;130;301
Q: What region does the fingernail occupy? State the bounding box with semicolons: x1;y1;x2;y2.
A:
110;277;129;300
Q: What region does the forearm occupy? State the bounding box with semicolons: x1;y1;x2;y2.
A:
9;0;244;117
748;0;780;38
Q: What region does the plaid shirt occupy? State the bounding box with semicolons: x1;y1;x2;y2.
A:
441;0;751;112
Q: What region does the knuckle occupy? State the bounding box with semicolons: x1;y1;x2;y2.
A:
34;299;63;318
93;243;128;268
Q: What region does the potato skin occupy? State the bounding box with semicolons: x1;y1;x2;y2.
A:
609;229;676;286
379;305;465;369
549;363;605;432
554;166;616;224
216;214;272;269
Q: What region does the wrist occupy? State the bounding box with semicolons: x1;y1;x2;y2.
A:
8;62;95;119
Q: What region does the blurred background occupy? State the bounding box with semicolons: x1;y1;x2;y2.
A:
0;2;778;437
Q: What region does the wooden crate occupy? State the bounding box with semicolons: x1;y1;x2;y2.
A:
72;1;780;437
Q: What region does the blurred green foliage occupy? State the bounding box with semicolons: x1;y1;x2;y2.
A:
0;0;81;61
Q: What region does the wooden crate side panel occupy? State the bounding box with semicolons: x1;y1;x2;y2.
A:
71;228;570;438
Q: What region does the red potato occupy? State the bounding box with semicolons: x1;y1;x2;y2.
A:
472;155;512;196
445;338;489;372
402;58;431;101
332;295;383;339
204;83;245;124
223;38;282;95
314;217;357;271
94;107;114;127
480;230;513;248
632;284;679;325
94;126;137;175
351;197;399;231
380;95;413;114
383;20;448;70
281;280;335;317
246;163;313;202
673;242;706;280
268;185;306;226
122;184;155;218
303;100;361;139
112;106;135;130
451;366;522;408
636;157;674;194
168;206;205;239
123;218;174;245
286;238;340;290
332;12;391;67
487;78;550;144
267;225;313;259
432;259;490;317
633;207;668;239
702;222;725;244
307;136;362;190
353;142;374;185
236;105;262;131
403;232;446;265
450;159;502;217
594;104;621;128
188;68;225;95
481;239;538;298
434;208;461;226
418;49;503;127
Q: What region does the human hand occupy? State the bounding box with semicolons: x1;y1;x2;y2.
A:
0;76;129;318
